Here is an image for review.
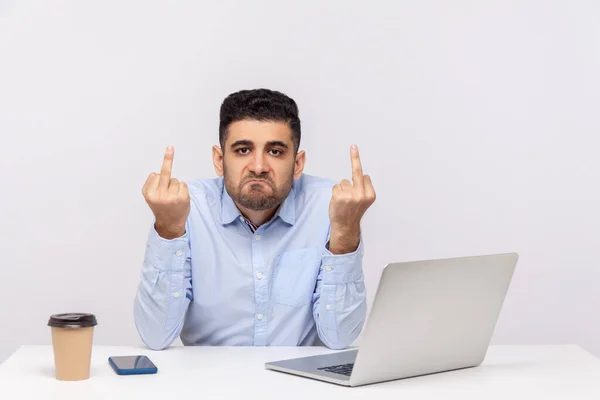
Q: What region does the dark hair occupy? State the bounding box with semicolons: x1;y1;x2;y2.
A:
219;88;301;152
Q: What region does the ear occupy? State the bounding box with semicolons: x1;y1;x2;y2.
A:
212;145;224;177
293;150;306;180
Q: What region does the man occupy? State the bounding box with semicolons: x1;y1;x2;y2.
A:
134;89;376;350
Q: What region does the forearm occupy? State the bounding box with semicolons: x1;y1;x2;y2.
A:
313;239;367;350
133;226;192;350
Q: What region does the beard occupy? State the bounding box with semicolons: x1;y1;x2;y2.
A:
224;166;293;211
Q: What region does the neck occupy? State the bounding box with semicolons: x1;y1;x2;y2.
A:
236;203;279;227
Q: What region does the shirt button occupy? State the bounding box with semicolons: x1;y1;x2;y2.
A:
255;234;261;241
175;250;183;257
324;266;332;271
173;292;180;298
325;304;332;310
240;217;245;222
257;272;263;280
257;314;264;320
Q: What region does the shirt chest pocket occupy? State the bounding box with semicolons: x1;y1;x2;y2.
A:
272;247;321;307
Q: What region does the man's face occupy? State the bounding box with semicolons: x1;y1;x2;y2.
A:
216;119;303;211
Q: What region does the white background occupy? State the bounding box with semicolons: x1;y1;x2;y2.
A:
0;0;598;364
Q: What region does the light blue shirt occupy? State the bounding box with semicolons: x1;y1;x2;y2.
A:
133;174;367;350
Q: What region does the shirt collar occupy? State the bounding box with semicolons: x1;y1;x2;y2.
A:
275;182;296;225
220;182;241;225
220;178;296;226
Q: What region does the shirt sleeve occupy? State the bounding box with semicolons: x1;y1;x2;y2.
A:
133;224;192;350
312;237;367;350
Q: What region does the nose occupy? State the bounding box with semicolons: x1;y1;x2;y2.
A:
248;151;269;175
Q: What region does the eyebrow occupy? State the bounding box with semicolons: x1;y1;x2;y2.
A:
230;140;253;148
266;141;289;149
230;140;289;149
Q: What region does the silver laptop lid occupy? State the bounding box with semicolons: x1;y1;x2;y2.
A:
350;252;518;386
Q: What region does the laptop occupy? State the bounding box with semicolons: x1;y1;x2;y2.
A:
265;252;518;387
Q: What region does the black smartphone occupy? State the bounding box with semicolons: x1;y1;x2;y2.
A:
108;355;158;375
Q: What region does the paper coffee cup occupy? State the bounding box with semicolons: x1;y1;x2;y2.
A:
47;313;97;381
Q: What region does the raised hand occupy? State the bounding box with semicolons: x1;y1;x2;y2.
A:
328;145;376;254
142;146;190;239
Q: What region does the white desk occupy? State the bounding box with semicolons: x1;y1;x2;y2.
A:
1;345;599;399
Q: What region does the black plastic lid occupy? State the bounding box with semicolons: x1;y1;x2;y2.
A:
48;313;97;328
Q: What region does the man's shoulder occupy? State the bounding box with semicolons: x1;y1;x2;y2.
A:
294;174;336;197
185;177;223;203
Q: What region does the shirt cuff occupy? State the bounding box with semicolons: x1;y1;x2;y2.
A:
320;237;364;285
144;225;189;272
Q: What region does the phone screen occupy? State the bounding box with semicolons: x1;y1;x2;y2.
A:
110;355;156;370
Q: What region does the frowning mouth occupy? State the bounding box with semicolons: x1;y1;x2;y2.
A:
245;179;270;186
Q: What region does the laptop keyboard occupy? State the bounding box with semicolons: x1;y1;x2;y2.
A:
317;363;354;376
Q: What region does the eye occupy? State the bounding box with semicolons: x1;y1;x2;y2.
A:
236;148;250;155
268;149;283;156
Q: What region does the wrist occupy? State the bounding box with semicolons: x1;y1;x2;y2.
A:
155;221;186;240
330;222;360;237
329;223;361;254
